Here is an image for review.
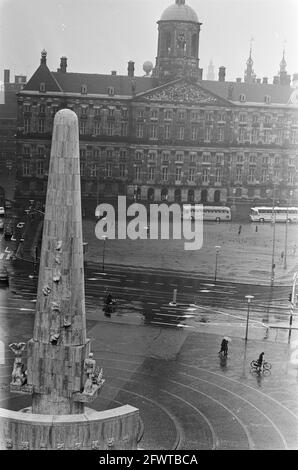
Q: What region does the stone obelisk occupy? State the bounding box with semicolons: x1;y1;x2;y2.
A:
28;108;89;414
0;109;139;450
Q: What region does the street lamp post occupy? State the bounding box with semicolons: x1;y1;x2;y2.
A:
284;190;293;270
270;183;278;287
288;271;298;343
214;245;221;282
245;295;254;341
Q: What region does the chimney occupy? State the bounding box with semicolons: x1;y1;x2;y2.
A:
40;49;47;65
273;75;279;85
4;69;10;83
128;61;135;78
218;66;226;82
111;71;117;76
262;77;268;84
256;78;261;84
228;83;234;100
60;57;67;73
236;77;241;83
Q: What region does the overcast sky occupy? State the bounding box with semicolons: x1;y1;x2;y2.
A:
0;0;298;83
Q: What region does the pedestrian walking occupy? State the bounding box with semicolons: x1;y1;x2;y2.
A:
238;225;242;236
255;225;258;233
218;338;228;357
257;352;264;372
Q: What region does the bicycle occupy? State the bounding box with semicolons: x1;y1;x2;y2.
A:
250;360;272;376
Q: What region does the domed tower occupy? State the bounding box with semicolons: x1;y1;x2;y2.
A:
153;0;202;83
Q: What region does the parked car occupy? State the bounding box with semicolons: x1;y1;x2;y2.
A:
0;219;4;231
0;265;9;284
0;206;5;216
16;222;25;229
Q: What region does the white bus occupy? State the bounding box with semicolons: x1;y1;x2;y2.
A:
249;207;298;223
182;205;231;222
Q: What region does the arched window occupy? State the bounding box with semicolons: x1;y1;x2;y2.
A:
174;188;181;202
147;187;154;201
188;189;195;203
214;190;221;203
161;187;168;201
201;189;208;203
164;32;171;55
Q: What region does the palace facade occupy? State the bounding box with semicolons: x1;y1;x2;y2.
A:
15;0;298;214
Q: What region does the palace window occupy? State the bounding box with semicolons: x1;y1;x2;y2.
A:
135;151;142;161
164;109;172;120
121;122;128;136
248;167;255;182
276;130;283;144
218;112;225;122
252;114;259;124
205;112;213;121
178;126;184;140
239;113;247;123
148;151;156;161
24;119;31;133
178;111;185;120
236;167;242;181
164;124;171;139
189;168;195;182
150;124;158;139
176;152;184;162
24;146;30;156
205;127;211;141
175;167;182;182
120;150;127;159
249;154;256;164
37;161;44;176
136;123;144;138
135;166;141;180
162;166;168;181
80;148;86;158
239;127;245;142
119;164;126;177
264;129;271;144
107;121;114;136
190;153;196;163
191;125;198;140
39;104;45;114
23;161;30;176
202;168;209;183
218;127;225;142
251;128;259;143
137;109;144;118
162;152;169;162
151;109;158;119
261;168;268;182
90;164;98;177
148;167;155;181
38;119;45;133
290;130;298;144
215;168;221;183
106;163;112;177
93;122;100;135
203;152;210;163
79;121;86;134
262;156;269;165
107;148;113;158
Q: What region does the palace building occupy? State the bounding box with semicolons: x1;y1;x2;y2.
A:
15;0;298;215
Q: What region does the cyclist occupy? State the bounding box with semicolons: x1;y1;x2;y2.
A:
257;352;264;372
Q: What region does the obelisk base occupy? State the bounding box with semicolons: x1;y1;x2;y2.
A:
0;405;140;450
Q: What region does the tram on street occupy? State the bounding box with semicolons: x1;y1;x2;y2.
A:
249;206;298;223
